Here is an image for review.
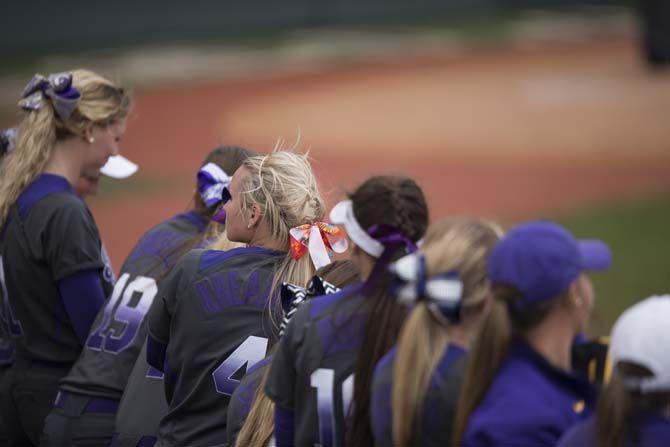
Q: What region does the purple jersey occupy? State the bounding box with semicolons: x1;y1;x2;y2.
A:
370;343;466;447
463;341;596;447
557;414;670;447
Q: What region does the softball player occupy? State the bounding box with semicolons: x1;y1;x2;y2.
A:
370;218;502;447
0;70;130;445
453;221;612;447
146;151;333;446
265;175;429;447
229;260;359;447
40;147;255;446
110;146;254;447
557;295;670;447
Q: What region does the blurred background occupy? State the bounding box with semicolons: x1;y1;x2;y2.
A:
1;0;669;335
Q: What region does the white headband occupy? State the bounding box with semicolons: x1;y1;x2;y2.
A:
329;199;384;258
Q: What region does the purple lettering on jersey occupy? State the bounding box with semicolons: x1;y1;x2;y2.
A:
196;269;272;315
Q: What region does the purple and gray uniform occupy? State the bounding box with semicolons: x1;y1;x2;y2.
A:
61;211;207;400
0;174;113;444
147;247;284;446
265;284;368;447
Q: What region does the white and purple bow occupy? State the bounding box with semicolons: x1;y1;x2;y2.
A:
18;72;81;121
197;163;232;209
390;253;464;322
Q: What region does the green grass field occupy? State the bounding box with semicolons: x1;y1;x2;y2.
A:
557;194;670;336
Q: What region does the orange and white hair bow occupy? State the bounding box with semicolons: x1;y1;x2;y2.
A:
289;222;348;270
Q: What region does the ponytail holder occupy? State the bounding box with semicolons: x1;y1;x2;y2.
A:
197;163;232;209
389;253;464;323
279;275;341;336
362;224;419;296
18;72;81;121
289;222;348;270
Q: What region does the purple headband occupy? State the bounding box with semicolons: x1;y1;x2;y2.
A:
18;72;81;121
362;224;418;296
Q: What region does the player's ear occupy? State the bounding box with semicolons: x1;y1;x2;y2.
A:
248;204;263;228
82;124;95;144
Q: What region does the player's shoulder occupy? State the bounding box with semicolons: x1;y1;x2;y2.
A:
197;246;285;274
307;283;364;320
21;180;84;220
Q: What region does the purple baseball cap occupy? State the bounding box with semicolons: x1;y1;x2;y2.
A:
488;221;612;307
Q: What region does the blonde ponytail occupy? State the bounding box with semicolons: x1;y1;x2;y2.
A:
392;305;449;446
390;218;502;446
452;296;512;446
0;69;130;226
239;150;325;331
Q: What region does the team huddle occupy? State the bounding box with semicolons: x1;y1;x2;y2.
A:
0;69;668;447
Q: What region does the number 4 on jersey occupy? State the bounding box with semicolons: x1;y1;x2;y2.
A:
212;335;268;396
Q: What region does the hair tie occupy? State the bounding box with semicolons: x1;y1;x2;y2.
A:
289;222;348;270
389;253;464;323
18;72;81;121
362;224;418;296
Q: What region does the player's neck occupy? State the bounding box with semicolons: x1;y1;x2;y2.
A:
248;223;286;252
44;140;84;187
524;313;574;372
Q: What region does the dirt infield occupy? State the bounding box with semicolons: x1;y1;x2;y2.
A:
90;36;670;269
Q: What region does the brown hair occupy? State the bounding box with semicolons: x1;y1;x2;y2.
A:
193;145;258;218
452;285;568;446
347;175;429;447
0;69;130;225
391;218;502;447
148;147;255;281
235;260;359;447
597;362;670;447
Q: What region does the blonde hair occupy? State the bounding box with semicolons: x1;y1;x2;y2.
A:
239;150;324;328
0;69;130;226
391;218;503;447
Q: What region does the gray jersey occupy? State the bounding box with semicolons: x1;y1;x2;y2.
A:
265;284;366;447
60;211;208;400
147;247;284;447
0;174;112;365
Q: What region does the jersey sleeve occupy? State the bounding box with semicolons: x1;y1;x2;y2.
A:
44;199;104;281
265;302;310;409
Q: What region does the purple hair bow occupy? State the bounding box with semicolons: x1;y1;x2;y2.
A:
18;72;81;121
362;224;418;296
